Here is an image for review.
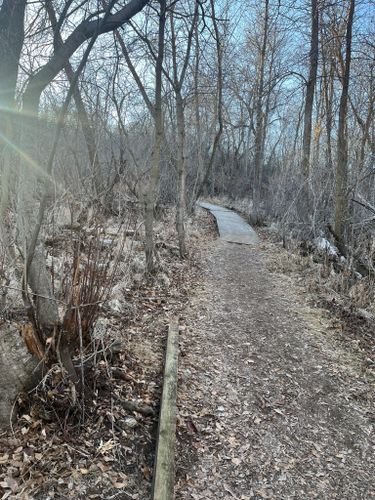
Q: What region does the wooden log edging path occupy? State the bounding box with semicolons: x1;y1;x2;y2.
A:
152;204;257;498
152;319;179;500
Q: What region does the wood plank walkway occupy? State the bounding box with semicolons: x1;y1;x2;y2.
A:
198;202;259;245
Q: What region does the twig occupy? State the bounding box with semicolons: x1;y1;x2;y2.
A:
352;198;375;216
0;284;104;309
77;307;85;426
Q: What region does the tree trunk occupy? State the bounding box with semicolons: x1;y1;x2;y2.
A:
0;1;43;428
189;25;203;214
175;92;187;258
169;4;197;258
193;0;223;202
0;0;150;427
144;0;166;273
334;0;355;244
0;324;42;427
252;0;269;222
0;0;27;215
144;128;163;273
0;0;26;109
321;46;334;172
301;0;319;186
16;182;60;332
300;0;319;212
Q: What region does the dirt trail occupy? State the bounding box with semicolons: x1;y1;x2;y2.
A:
176;238;375;499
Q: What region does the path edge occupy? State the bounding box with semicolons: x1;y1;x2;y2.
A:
152;319;179;500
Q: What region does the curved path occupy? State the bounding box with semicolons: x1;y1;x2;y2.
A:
199;202;259;245
175;212;374;499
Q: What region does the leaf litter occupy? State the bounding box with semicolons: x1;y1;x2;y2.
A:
176;217;374;499
0;209;213;500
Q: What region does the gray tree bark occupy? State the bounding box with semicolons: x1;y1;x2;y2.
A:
114;0;167;272
175;93;187;258
144;0;166;273
0;0;150;427
300;0;319;215
0;324;42;427
252;0;269;222
0;0;27;214
334;0;355;244
169;4;198;258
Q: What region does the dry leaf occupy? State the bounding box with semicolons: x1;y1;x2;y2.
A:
113;482;127;489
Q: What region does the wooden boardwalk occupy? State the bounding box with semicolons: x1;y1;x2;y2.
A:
199;202;259;245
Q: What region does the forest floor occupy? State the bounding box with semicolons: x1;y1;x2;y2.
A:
1;206;374;499
0;209;210;500
175;210;375;499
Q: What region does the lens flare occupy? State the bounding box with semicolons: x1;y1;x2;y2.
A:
0;130;52;181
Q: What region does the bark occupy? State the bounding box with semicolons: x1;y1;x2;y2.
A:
189;25;203;213
299;0;319;222
0;0;27;214
0;0;26;109
144;130;163;273
301;0;319;193
252;0;269;221
16;159;61;332
175;92;187;257
0;0;150;427
170;5;198;258
321;43;335;172
0;324;42;427
144;0;166;273
334;0;355;244
114;0;166;272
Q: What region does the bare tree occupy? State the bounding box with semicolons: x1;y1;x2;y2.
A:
192;0;224;203
45;1;103;197
0;0;27;214
334;0;355;245
301;0;319;214
252;0;270;221
115;0;167;272
169;1;199;257
0;0;150;426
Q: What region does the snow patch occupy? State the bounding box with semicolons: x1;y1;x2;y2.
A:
314;237;339;257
